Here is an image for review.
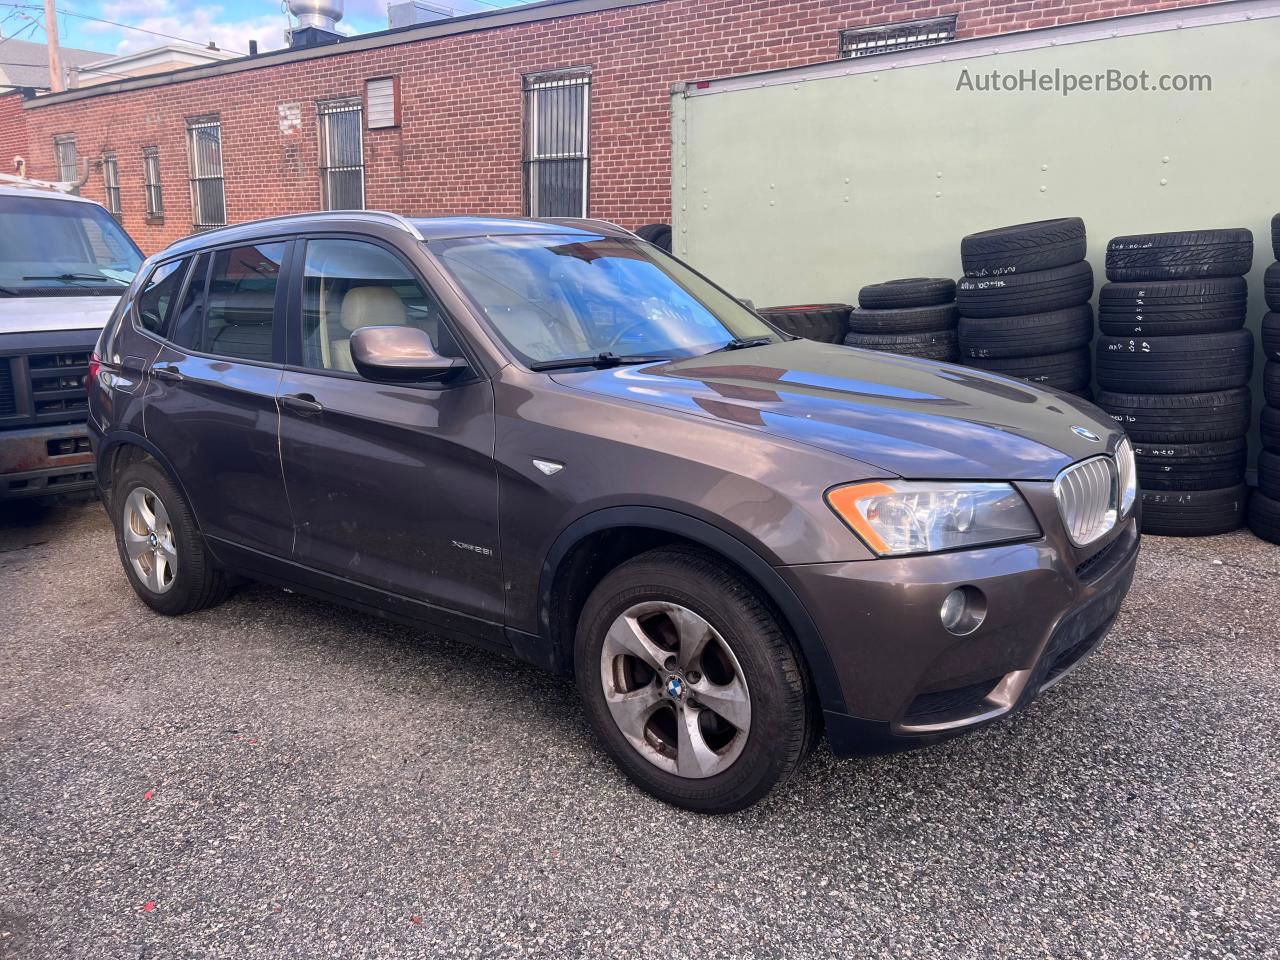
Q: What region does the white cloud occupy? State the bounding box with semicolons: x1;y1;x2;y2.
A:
81;1;292;55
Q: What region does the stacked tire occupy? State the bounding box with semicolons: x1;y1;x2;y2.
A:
955;219;1094;396
1094;228;1255;537
1248;214;1280;545
756;303;852;344
842;278;958;360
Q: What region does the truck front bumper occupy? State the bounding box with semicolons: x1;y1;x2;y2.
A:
780;501;1140;756
0;423;96;499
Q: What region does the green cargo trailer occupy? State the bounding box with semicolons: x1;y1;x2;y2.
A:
671;0;1280;464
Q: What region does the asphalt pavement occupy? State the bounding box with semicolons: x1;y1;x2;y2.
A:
1;500;1277;959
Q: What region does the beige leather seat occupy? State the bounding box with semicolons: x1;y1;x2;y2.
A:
330;286;407;372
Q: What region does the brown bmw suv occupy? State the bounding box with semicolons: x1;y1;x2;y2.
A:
87;213;1139;813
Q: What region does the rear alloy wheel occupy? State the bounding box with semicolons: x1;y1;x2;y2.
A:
122;486;179;594
576;548;815;813
113;460;231;616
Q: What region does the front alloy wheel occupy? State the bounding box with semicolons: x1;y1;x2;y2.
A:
600;600;752;779
576;547;816;813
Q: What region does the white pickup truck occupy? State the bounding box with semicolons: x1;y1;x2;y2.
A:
0;184;143;500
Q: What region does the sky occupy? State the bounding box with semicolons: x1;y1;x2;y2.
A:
0;0;535;59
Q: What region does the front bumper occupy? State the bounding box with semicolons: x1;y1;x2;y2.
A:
0;423;96;499
779;480;1140;755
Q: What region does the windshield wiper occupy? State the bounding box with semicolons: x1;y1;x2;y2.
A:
22;272;129;286
529;352;670;372
0;284;22;296
712;336;774;352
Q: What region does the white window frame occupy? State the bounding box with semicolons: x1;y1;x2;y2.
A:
318;98;366;211
522;69;590;218
102;153;121;215
143;147;163;218
54;135;77;184
186;116;226;229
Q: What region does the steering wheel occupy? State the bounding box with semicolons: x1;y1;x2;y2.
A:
605;298;681;351
605;320;654;351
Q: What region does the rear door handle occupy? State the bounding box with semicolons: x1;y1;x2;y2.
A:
280;393;324;414
152;365;183;382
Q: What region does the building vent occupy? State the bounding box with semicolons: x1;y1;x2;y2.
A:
366;77;399;129
839;15;957;59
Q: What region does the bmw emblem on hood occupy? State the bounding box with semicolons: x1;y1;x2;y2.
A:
1071;425;1101;443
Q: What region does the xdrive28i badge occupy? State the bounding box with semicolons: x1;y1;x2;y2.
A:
1071;425;1102;442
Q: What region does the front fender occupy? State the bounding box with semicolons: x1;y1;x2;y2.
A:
535;505;849;714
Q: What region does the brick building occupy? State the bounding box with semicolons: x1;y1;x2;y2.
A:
4;0;1216;254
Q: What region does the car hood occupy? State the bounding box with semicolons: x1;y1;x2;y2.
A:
0;294;121;334
550;339;1118;481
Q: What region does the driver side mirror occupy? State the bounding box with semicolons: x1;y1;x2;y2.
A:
349;326;466;383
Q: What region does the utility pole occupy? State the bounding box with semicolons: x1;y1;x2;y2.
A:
44;0;64;93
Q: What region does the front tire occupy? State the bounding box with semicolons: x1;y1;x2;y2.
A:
113;460;230;616
575;547;816;813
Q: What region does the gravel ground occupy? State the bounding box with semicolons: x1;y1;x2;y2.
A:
1;500;1277;960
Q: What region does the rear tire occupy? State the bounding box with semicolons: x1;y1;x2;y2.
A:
575;547;816;814
113;460;231;616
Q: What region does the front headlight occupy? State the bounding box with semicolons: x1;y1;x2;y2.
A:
1116;437;1138;516
826;481;1041;557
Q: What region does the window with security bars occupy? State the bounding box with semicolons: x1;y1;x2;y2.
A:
523;70;589;218
186;116;226;229
143;147;163;217
54;135;77;185
102;153;121;214
318;99;365;210
839;15;957;58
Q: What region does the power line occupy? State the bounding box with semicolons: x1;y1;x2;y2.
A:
0;2;246;55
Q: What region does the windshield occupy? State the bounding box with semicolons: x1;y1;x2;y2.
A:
431;233;779;366
0;195;143;292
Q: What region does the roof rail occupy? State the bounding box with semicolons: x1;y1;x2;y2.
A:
194;209;426;242
537;217;640;239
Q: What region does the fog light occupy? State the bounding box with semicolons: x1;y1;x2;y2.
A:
940;586;986;636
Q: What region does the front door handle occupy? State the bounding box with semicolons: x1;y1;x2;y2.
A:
280;393;324;414
152;365;183;383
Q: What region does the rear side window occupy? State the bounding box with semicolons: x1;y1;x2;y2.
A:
167;242;286;363
135;259;189;333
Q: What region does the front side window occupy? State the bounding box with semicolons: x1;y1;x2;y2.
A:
318;99;364;210
143;147;163;217
54;135;77;184
301;238;461;372
136;258;189;333
187;117;226;229
168;243;285;363
0;195;142;293
102;153;122;214
523;71;589;218
433;233;776;367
